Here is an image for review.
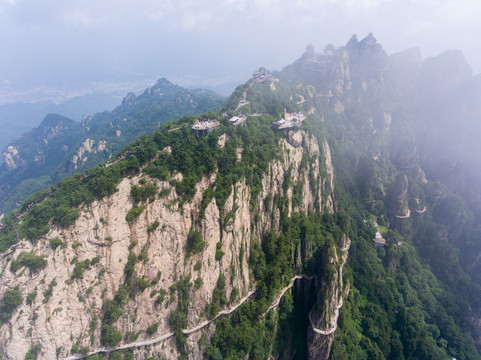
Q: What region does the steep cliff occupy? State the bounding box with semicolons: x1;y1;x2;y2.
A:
307;235;350;359
0;116;337;359
1;114;83;172
0;79;225;217
278;34;481;359
1;34;481;360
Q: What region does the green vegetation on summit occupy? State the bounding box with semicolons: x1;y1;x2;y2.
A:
1;34;481;360
0;78;225;215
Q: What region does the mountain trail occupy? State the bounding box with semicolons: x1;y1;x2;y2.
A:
63;270;327;360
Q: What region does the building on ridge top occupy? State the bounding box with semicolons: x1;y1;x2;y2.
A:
271;110;305;130
229;114;247;127
252;68;272;82
191;118;220;137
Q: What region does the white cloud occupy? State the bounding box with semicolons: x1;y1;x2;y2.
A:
61;8;96;28
179;10;214;31
0;0;22;5
328;0;392;14
1;0;481;91
0;0;21;17
146;0;175;22
405;21;433;36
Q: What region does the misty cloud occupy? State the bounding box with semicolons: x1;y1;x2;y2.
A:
0;0;479;99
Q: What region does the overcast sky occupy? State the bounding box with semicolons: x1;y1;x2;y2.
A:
0;0;480;98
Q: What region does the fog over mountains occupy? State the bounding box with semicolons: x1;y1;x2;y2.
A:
0;33;480;359
1;0;480;103
1;1;481;359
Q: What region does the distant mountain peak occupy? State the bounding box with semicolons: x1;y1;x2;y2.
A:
40;113;76;127
141;78;183;98
346;33;359;49
155;77;174;86
346;32;386;60
121;92;136;107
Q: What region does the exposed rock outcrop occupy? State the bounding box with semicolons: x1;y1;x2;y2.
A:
307;234;350;359
121;92;136;107
3;146;23;171
0;131;332;359
70;139;108;170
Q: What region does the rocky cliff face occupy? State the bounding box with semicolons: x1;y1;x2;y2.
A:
1;114;81;172
121;93;136;107
0;80;225;217
70;139;108;171
307;234;350;359
2;34;480;359
2;146;24;171
0;130;334;359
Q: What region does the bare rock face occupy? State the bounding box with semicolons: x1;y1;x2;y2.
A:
322;140;335;212
121;92;137;107
286;130;303;148
333;99;344;114
390;174;410;217
0;131;334;359
3;146;24;171
307;235;350;359
467;314;481;351
70;139;108;170
393;174;409;203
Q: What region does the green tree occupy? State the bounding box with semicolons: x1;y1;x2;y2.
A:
0;289;23;324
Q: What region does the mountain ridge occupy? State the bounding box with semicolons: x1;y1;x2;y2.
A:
0;79;225;216
0;34;481;359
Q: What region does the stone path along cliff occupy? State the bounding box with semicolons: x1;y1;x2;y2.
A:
394;208;411;219
309;237;351;336
64;241;350;359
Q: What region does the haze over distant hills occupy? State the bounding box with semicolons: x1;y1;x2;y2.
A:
0;73;246;165
1;33;481;360
0;93;121;163
0;78;225;215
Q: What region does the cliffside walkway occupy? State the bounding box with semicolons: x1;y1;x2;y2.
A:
262;274;317;318
64;289;256;359
309;238;351;336
394;208;411;219
415;206;427;214
309;297;343;336
64;241;350;359
64;275;315;359
104;151;133;168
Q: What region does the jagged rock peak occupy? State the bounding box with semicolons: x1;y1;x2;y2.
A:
345;34;359;52
359;32;377;47
345;32;386;59
305;42;316;55
143;78;181;97
121;92;136;106
155;77;174;87
299;33;386;61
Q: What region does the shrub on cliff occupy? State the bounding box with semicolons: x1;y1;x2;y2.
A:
10;252;47;273
0;289;22;324
126;206;144;225
186;230;206;256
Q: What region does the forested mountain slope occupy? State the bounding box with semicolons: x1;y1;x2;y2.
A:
0;92;121;166
0;79;225;216
0;34;480;360
278;33;481;359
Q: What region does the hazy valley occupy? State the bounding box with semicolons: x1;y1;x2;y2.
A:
0;34;481;360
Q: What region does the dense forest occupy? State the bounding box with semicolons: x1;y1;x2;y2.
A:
1;34;481;359
0;78;225;216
